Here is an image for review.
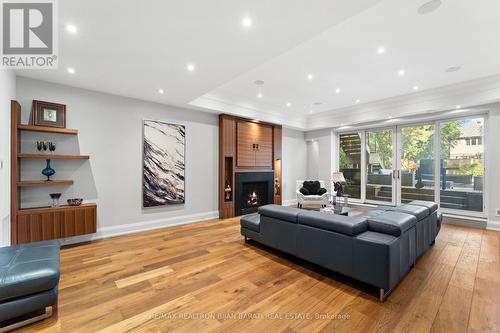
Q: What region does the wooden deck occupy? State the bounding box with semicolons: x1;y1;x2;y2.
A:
21;217;500;332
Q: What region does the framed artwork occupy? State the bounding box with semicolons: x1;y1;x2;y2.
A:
143;120;185;207
32;100;66;128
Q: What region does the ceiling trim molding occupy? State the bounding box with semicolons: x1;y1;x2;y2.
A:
307;74;500;130
189;94;308;130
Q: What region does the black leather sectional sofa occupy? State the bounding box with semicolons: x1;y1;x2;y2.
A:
240;201;442;301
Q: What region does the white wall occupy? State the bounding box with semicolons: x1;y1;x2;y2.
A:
306;140;319;180
305;129;335;193
16;77;219;243
0;70;16;247
282;128;307;204
486;103;500;230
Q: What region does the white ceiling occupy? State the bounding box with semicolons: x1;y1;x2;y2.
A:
16;0;500;130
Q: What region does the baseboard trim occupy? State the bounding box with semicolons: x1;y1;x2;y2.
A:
59;210;219;246
487;220;500;231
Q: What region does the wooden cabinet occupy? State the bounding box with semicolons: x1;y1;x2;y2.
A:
236;121;272;168
16;204;97;244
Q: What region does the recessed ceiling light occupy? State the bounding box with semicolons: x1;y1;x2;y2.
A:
67;67;75;74
307;74;313;80
335;88;341;94
377;46;385;54
186;63;195;72
356;99;360;103
413;85;419;90
242;17;252;28
446;66;461;73
158;88;164;94
309;110;313;113
418;0;442;15
398;69;405;76
66;24;77;34
456;105;461;109
257;93;263;98
286;102;291;107
254;80;264;85
388;116;393;119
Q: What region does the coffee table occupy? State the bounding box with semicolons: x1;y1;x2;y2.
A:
320;205;355;216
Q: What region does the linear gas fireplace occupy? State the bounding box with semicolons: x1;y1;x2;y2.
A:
235;172;274;216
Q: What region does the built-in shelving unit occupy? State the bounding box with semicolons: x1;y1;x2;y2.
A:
10;101;97;245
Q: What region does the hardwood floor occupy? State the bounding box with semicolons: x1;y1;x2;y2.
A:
21;217;500;333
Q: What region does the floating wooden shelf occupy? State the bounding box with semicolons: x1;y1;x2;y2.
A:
17;180;74;187
18;153;90;159
17;124;78;135
18;203;96;213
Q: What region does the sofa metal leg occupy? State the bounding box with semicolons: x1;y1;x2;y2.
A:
379;288;388;302
0;306;53;333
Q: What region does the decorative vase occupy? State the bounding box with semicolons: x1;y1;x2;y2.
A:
41;159;55;181
49;193;62;207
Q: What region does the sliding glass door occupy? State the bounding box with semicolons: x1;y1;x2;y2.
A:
439;118;484;212
398;124;435;204
365;129;395;204
339;132;362;199
338;115;485;215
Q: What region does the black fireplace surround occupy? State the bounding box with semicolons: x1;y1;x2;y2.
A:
235;172;274;216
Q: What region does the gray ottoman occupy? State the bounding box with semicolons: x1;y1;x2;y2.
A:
0;240;60;330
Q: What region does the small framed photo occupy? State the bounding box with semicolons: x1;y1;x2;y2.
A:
32;100;66;128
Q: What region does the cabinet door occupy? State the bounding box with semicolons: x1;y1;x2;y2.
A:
236;121;257;167
255;124;273;167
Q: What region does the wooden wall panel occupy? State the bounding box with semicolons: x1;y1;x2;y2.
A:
236;121;257;167
219;114;282;218
255;124;273;167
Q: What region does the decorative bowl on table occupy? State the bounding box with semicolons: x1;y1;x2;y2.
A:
67;198;83;206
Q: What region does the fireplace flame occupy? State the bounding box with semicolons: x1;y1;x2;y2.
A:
248;191;259;205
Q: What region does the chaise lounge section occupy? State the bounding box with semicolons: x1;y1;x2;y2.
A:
0;240;60;331
240;201;441;301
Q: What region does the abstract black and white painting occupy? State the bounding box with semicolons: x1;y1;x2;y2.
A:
143;120;185;207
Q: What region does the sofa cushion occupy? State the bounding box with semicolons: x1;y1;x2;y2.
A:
409;200;438;213
0;240;60;303
297;210;368;236
240;214;260;232
258;204;302;223
355;230;397;245
367;211;417;236
388;204;429;221
299;187;310;195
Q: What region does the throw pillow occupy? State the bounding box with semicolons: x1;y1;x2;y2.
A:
310;181;321;195
317;188;327;195
299;187;310;195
